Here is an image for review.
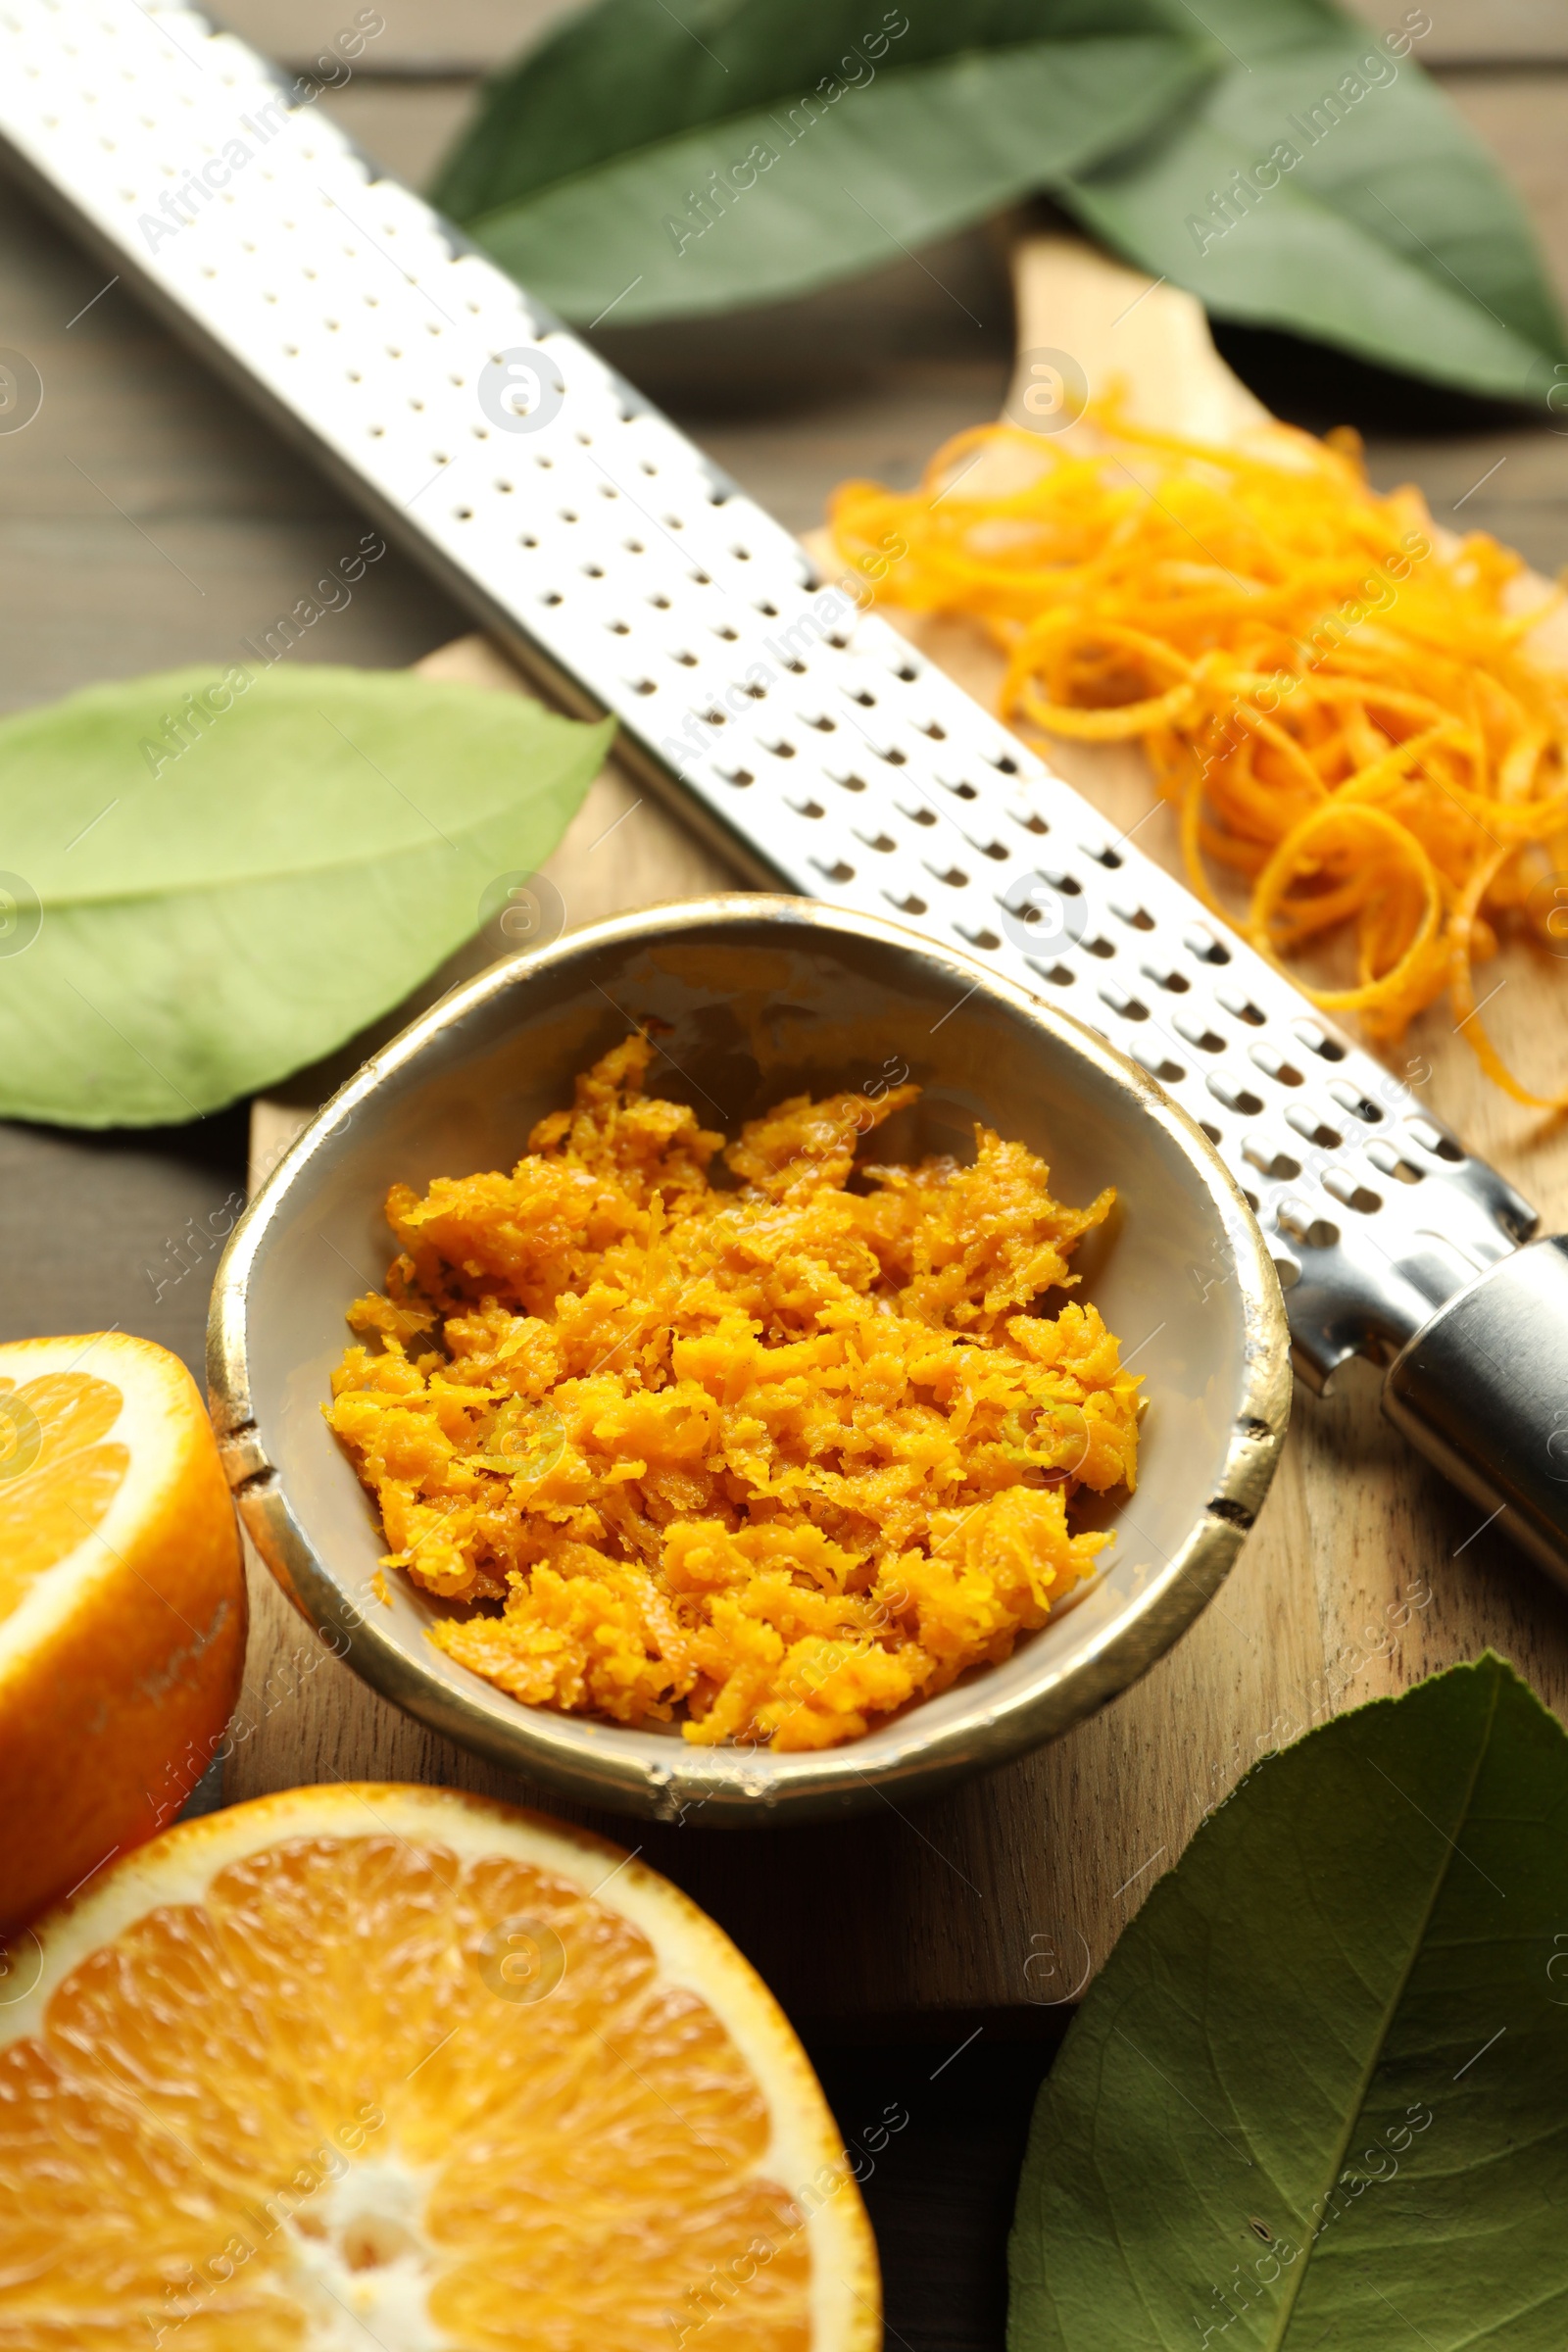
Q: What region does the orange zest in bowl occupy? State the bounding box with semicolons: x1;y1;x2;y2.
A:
327;1038;1141;1750
827;408;1568;1105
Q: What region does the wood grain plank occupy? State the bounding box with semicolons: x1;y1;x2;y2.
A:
865;246;1568;2006
317;79;474;187
230;454;1568;2018
12;28;1568;2012
1361;0;1568;65
1439;73;1568;306
217;0;568;75
229;246;1568;2017
0;175;471;712
0;1114;250;1386
217;0;1568;75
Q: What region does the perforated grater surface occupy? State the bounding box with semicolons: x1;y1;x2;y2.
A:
6;0;1568;1577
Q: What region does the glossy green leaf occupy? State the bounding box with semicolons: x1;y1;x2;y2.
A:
1008;1654;1568;2350
431;0;1213;325
434;0;1568;399
0;665;611;1127
1059;0;1568;400
432;0;1199;221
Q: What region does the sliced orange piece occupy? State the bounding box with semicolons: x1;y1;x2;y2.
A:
0;1334;246;1930
0;1784;880;2351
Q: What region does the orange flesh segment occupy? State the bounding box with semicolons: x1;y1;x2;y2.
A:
0;1832;809;2351
0;1373;128;1623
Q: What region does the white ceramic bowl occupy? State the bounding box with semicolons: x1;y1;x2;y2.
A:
209;896;1289;1822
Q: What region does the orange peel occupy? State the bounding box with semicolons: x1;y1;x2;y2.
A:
829;407;1568;1100
0;1332;245;1931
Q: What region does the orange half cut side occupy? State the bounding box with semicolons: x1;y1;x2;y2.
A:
0;1334;246;1931
0;1369;131;1622
0;1783;880;2352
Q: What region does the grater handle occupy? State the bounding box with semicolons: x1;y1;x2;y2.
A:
1382;1236;1568;1588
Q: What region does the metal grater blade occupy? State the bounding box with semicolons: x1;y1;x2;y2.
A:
0;0;1538;1390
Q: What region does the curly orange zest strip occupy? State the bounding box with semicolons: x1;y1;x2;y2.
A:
1250;803;1443;1016
828;404;1568;1098
1449;844;1568;1108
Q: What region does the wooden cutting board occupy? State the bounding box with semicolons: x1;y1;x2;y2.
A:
227;240;1568;2029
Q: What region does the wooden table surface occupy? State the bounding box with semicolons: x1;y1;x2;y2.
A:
6;7;1568;2342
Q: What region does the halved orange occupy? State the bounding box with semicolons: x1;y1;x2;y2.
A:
0;1334;246;1930
0;1783;880;2350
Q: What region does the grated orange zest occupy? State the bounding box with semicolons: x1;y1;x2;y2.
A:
327;1038;1140;1751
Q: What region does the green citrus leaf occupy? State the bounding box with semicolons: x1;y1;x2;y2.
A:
431;0;1200;220
461;39;1211;326
1008;1654;1568;2350
430;0;1213;326
1058;6;1568;400
0;664;611;1128
434;0;1567;398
